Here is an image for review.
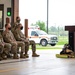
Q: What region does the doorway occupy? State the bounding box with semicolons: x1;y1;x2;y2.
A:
0;4;4;30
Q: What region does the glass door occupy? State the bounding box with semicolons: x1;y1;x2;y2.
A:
0;11;2;28
0;4;4;30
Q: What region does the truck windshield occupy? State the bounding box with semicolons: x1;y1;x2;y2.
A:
36;30;47;35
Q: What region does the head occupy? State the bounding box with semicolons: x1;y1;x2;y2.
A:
5;23;11;30
16;16;21;23
16;23;23;30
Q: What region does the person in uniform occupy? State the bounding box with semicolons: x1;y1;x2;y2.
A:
3;23;26;59
11;16;21;33
0;33;11;60
13;23;40;57
0;42;5;60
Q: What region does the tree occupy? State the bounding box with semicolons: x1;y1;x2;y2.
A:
50;26;58;32
48;26;68;36
31;20;46;32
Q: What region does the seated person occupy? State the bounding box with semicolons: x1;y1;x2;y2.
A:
3;23;26;59
13;23;40;57
0;33;11;60
0;43;4;60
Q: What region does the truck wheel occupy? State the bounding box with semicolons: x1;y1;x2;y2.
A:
40;39;47;46
50;44;56;46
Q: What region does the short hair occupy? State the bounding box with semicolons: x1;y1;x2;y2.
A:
16;16;20;20
5;23;10;28
5;23;8;28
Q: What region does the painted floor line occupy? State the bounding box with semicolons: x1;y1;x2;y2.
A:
0;68;21;73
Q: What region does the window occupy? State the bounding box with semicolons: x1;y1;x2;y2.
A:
31;31;37;36
0;4;4;29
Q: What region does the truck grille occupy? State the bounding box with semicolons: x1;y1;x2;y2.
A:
51;37;57;40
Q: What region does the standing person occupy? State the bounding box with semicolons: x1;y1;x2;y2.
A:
3;23;26;59
11;16;21;33
14;23;40;57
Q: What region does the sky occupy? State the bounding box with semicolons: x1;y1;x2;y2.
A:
19;0;75;27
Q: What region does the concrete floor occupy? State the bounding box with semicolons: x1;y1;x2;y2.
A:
0;50;75;75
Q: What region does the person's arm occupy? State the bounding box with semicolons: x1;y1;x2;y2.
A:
3;32;12;43
14;30;24;41
20;31;26;39
0;43;4;53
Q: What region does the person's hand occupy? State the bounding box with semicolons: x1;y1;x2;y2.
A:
24;40;30;44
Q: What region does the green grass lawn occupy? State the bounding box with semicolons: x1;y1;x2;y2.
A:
57;36;68;45
35;45;62;50
29;36;68;50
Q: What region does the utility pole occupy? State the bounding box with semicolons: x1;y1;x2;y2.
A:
47;0;49;34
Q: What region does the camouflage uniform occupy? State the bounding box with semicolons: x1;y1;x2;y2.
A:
14;28;39;57
0;43;4;60
3;30;25;59
0;33;11;60
11;22;20;33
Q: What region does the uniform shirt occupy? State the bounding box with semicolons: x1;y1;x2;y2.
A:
0;34;4;43
14;29;26;41
3;30;16;43
0;33;5;46
0;33;5;53
11;22;20;33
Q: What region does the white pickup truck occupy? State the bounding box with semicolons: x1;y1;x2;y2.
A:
28;26;58;46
